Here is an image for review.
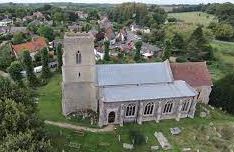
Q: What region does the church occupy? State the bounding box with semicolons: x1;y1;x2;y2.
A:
62;32;212;127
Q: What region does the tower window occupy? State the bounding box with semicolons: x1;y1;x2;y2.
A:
76;51;81;64
78;72;81;77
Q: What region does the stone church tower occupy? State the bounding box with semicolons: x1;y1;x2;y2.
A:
62;32;97;115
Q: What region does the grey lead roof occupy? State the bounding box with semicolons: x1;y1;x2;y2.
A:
101;80;197;102
96;61;173;86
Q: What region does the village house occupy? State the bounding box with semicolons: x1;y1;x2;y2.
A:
11;37;47;59
61;32;213;127
0;18;13;27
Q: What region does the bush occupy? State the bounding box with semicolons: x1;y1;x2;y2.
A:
167;17;177;22
129;130;145;146
176;56;188;63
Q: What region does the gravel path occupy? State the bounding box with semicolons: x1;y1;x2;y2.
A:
44;120;115;132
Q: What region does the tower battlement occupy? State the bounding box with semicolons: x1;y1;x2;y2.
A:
64;32;94;43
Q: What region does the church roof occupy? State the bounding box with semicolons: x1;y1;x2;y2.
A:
96;61;173;86
170;62;213;87
101;80;197;102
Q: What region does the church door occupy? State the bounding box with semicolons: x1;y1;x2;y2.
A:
108;111;115;123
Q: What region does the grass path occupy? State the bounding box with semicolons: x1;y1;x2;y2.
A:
45;120;114;132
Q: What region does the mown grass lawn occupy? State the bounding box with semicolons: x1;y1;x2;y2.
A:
168;12;216;26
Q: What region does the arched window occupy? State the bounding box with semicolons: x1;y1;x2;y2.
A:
76;51;81;64
181;100;190;112
125;104;136;117
163;102;173;114
144;102;154;115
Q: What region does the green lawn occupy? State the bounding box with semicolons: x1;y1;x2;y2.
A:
208;40;234;80
168;12;216;26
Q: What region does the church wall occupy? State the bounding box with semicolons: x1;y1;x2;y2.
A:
194;86;212;104
99;97;196;127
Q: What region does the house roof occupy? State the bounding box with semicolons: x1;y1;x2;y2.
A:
96;61;174;86
101;80;197;102
170;62;213;87
12;37;47;55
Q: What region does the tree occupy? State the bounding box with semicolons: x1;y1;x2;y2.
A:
11;32;31;45
134;41;142;62
37;25;54;41
56;43;63;73
0;99;52;151
7;61;23;85
22;50;37;87
171;33;185;49
214;23;234;41
104;41;110;61
162;40;172;61
210;72;234;114
41;48;50;79
0;130;51;152
0;76;34;106
0;44;13;71
188;26;207;49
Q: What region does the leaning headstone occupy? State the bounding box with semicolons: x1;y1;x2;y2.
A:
151;146;159;151
145;136;148;143
154;132;172;150
200;112;207;118
118;135;121;142
182;148;192;152
170;127;181;135
123;143;134;150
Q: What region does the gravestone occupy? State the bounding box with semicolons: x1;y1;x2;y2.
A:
154;132;172;150
151;146;159;151
170;127;181;135
123;143;134;150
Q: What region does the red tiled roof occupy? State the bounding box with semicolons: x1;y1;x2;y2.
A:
12;37;47;55
170;62;213;87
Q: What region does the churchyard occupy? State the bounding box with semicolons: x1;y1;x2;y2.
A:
37;73;234;151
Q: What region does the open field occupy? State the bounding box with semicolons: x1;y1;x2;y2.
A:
168;12;216;26
38;74;234;152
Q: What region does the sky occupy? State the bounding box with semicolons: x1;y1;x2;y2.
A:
0;0;233;4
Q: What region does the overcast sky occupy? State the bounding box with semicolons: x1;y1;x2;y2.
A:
0;0;233;4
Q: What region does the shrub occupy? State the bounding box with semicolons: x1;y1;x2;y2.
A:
176;56;188;62
129;130;145;146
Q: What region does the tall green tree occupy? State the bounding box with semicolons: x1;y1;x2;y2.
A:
56;43;63;73
134;41;142;62
210;72;234;114
7;61;23;85
162;40;172;61
22;50;37;87
104;41;110;61
41;48;50;79
171;33;185;49
188;26;207;50
37;25;54;41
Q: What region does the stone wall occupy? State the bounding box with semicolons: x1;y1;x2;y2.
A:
194;86;212;104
